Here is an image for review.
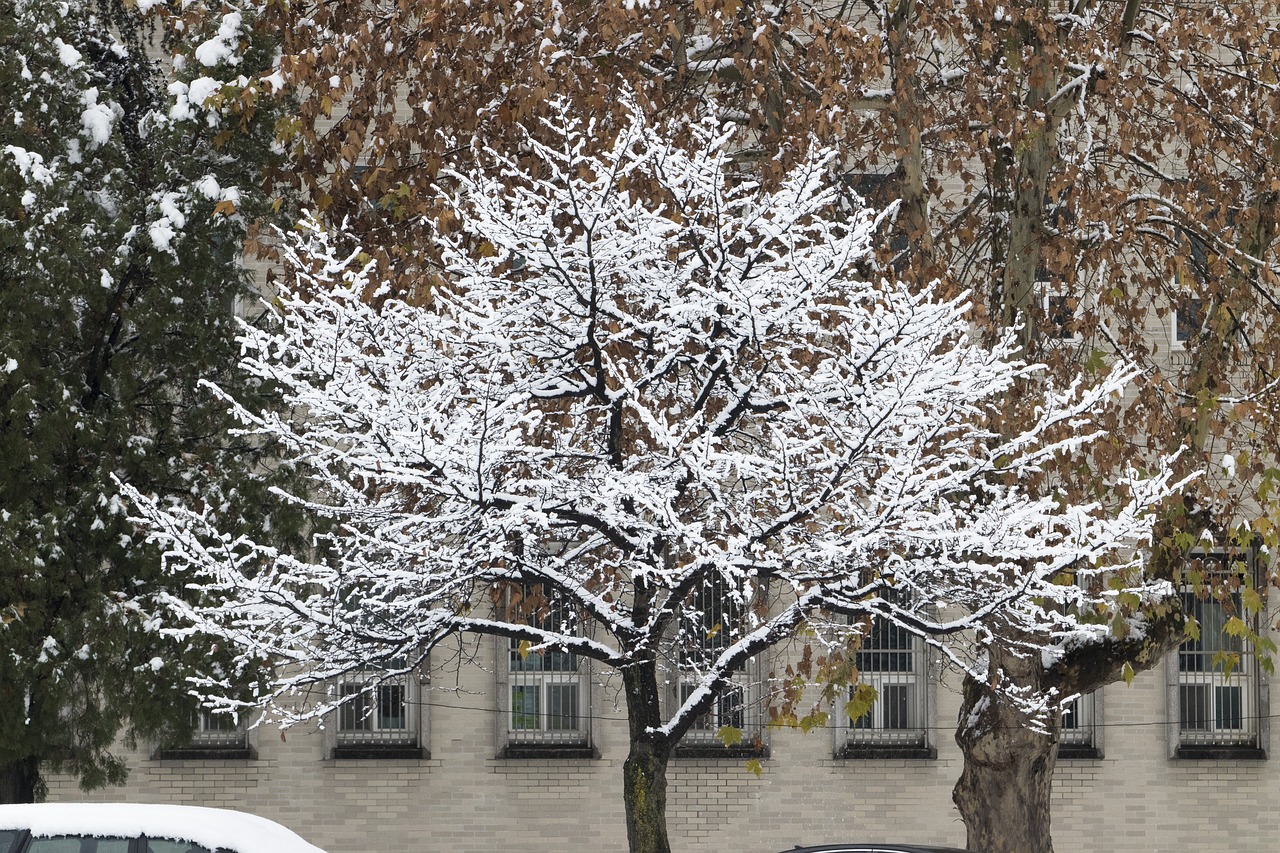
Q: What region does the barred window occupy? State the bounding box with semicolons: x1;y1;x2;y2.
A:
841;610;930;755
334;668;424;757
674;576;764;753
501;583;591;753
1174;553;1263;756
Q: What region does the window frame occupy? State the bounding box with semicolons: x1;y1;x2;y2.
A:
152;705;253;761
1168;551;1268;760
837;607;935;760
671;576;768;758
495;583;595;759
1057;690;1103;759
331;666;428;760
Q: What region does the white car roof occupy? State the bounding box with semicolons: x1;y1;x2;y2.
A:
0;804;326;853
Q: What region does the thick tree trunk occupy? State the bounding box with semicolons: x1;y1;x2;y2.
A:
953;674;1057;853
0;757;41;804
621;660;673;853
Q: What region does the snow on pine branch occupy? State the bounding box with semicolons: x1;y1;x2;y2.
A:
123;97;1183;731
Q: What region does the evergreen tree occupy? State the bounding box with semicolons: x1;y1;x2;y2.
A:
0;0;293;802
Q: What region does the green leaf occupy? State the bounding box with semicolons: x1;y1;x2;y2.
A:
1116;591;1141;611
745;758;763;777
1223;616;1249;638
843;683;879;723
797;710;829;734
717;725;743;747
1242;587;1263;616
1121;661;1135;686
1184;616;1201;642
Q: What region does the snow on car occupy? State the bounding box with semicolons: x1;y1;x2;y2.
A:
0;804;327;853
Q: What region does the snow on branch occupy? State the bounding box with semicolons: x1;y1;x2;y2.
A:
122;96;1184;733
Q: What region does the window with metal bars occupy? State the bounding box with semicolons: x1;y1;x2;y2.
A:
189;709;247;749
501;584;591;754
153;704;252;760
1057;691;1100;758
333;669;424;758
673;576;765;755
1174;553;1265;758
841;605;932;758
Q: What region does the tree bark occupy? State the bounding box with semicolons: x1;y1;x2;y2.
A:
0;756;41;804
621;660;673;853
953;672;1058;853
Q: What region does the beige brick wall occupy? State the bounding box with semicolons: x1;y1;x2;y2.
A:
47;636;1279;853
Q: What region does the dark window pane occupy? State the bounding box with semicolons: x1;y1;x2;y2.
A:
1176;298;1204;342
28;838;132;853
718;687;746;731
148;840;214;853
545;684;579;731
1061;697;1079;731
1046;294;1079;339
1180;685;1211;731
882;685;913;730
1216;685;1243;730
0;830;20;853
377;684;406;730
339;684;371;732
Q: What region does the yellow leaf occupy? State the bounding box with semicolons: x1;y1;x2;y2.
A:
213;200;238;216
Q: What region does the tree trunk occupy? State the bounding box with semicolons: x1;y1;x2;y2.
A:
953;671;1057;853
0;756;41;804
621;660;673;853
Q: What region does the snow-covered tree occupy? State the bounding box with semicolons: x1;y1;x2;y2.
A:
159;0;1280;847
0;0;298;802
125;102;1180;853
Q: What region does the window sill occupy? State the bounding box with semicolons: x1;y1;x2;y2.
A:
501;744;598;760
837;744;936;760
673;743;769;759
1175;744;1267;760
152;747;255;761
1057;744;1102;760
331;745;429;760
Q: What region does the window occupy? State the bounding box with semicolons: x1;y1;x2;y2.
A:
333;668;425;758
190;709;247;749
1058;691;1100;758
500;584;591;756
1042;290;1081;341
146;841;212;853
153;705;251;760
674;577;765;755
25;840;130;853
839;171;909;268
840;610;931;757
1173;553;1265;757
1175;296;1204;343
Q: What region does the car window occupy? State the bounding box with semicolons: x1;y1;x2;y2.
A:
0;830;20;853
146;839;213;853
26;836;132;853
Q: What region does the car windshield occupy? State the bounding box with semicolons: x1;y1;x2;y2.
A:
0;830;20;853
